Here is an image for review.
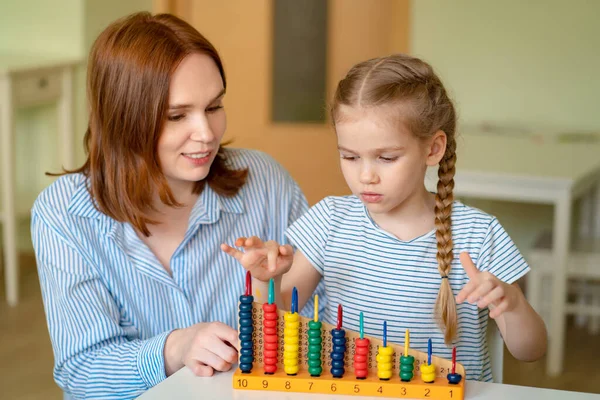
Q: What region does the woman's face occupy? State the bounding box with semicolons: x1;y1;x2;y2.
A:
158;53;226;194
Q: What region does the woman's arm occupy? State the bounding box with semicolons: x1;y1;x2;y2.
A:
32;213;170;398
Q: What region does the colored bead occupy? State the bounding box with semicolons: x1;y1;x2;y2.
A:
262;302;278;374
377;345;393;380
283;311;300;376
420;363;436;383
354;338;370;379
330;328;347;378
400;355;415;382
238;295;254;373
447;373;462;384
307;319;323;377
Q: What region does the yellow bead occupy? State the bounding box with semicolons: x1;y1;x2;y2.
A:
284;343;299;352
284;365;299;374
378;361;393;370
284;358;298;366
376;354;392;363
284;335;299;344
284;313;299;322
284;328;299;337
378;346;394;355
420;363;436;383
377;369;393;379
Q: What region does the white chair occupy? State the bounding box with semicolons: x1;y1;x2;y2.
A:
487;318;504;383
526;185;600;375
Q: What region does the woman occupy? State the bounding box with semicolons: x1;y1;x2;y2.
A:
31;12;317;399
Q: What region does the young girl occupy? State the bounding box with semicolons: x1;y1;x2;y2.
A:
222;53;547;381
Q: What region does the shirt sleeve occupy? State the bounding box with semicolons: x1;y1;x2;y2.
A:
262;156;309;246
31;211;170;399
284;198;333;276
476;218;530;284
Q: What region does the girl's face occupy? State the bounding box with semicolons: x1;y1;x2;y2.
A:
335;105;446;218
157;53;226;194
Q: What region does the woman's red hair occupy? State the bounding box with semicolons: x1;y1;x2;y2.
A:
57;12;247;235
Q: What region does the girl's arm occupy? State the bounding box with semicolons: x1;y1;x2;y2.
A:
222;239;322;312
491;282;547;361
456;252;547;362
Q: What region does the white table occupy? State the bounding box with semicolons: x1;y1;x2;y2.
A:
138;367;600;400
425;130;600;376
0;54;79;306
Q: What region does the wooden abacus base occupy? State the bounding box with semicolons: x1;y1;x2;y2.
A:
233;368;464;399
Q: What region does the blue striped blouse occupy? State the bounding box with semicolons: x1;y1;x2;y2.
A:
285;195;530;382
31;148;318;399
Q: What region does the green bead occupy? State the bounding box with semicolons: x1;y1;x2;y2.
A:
308;358;322;367
307;329;321;338
308;321;322;329
400;371;414;381
400;355;415;364
308;336;322;345
400;363;414;373
308;366;322;376
308;344;322;353
308;351;321;360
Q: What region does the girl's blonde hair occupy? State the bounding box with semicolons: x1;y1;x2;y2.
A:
331;54;458;344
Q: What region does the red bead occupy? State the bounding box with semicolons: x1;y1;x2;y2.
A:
355;338;370;347
264;319;277;328
265;342;278;350
264;327;277;335
264;334;278;343
356;347;369;356
354;354;367;363
264;357;278;365
263;303;277;313
264;350;278;358
355;368;367;378
264;364;277;373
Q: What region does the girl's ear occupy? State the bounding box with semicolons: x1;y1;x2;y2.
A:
426;130;447;166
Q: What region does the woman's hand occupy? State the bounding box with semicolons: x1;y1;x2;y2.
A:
164;322;239;377
220;236;294;282
456;252;520;319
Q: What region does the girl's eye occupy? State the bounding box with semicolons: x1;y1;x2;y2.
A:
380;156;398;162
341;155;357;161
168;114;185;122
207;105;224;113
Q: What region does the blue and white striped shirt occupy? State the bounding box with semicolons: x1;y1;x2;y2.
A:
285;195;530;382
31;148;319;399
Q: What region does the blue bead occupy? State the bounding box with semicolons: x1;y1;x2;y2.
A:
331;329;345;338
240;325;253;335
239;333;252;341
239;302;253;311
332;337;346;346
333;345;346;353
238;311;252;319
240;340;253;349
331;368;344;377
240;348;253;356
330;352;345;361
240;355;254;364
331;360;345;369
240;363;253;372
239;296;254;304
239;319;253;327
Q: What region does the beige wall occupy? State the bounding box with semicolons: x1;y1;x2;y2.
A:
185;0;410;204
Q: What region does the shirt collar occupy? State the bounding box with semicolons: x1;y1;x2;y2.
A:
67;178;245;223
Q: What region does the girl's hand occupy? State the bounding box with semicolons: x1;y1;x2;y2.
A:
220;236;294;282
456;252;520;319
164;322;239;377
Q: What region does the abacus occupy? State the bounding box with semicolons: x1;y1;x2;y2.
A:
234;274;465;399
